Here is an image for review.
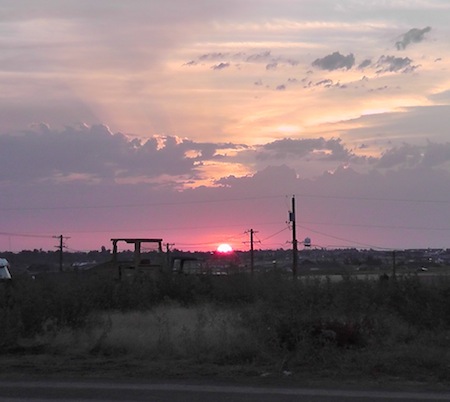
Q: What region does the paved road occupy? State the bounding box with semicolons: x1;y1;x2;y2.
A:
1;380;450;401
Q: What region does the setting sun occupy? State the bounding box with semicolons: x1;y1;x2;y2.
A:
217;243;233;253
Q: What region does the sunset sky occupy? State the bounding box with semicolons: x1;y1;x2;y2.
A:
1;0;450;253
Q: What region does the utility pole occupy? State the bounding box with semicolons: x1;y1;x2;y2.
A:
53;235;69;272
245;229;258;275
289;195;298;278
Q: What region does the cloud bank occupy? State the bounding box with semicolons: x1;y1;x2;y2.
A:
1;124;450;252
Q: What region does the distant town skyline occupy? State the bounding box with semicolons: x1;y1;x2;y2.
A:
1;1;450;252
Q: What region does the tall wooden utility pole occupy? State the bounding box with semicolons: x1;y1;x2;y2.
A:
245;229;259;275
290;196;298;278
249;229;256;275
53;234;69;272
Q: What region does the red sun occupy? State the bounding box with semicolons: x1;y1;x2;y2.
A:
217;243;233;253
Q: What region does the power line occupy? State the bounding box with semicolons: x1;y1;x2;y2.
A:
299;220;450;232
0;194;285;212
1;192;450;213
259;226;290;242
2;213;450;248
0;231;54;239
3;215;449;247
294;193;450;204
297;224;392;250
0;221;284;236
171;241;219;246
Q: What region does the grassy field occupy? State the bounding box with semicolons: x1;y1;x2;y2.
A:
2;270;450;385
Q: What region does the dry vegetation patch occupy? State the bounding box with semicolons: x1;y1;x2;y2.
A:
2;272;450;384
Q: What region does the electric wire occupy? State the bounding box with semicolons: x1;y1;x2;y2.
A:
3;191;450;250
299;220;450;232
0;194;285;212
294;193;450;204
1;191;450;212
259;225;291;243
0;231;54;239
297;224;394;250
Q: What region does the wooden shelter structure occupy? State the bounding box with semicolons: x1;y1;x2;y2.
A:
111;238;164;277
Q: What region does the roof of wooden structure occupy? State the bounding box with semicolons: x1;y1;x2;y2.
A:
111;238;163;243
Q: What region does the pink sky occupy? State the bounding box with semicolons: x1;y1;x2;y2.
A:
1;1;450;252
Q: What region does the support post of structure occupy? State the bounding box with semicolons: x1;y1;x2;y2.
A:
165;243;175;271
392;250;396;278
112;240;120;280
134;241;141;269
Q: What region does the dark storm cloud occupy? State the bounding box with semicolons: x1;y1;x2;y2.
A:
312;52;355;71
0;124;242;183
396;27;431;50
275;84;286;91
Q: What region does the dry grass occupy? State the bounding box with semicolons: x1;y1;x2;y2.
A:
6;272;450;384
42;304;258;364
